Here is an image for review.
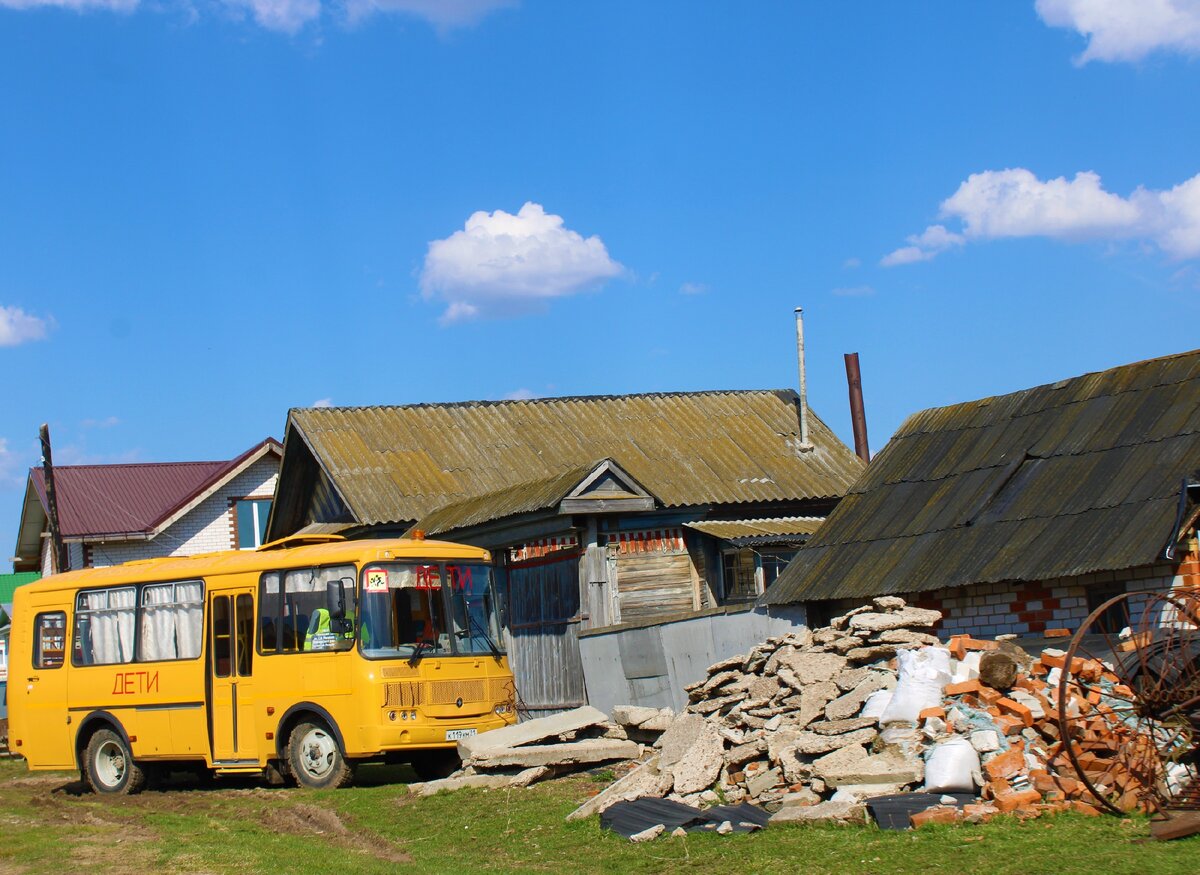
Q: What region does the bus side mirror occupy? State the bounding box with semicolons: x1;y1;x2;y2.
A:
325;580;346;619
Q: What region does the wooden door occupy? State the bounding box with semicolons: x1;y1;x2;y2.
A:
505;553;587;714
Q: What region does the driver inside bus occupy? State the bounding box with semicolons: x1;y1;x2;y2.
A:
302;606;358;650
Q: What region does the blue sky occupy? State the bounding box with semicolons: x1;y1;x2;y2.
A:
3;1;1200;550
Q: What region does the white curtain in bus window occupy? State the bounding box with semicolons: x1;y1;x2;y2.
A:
282;565;356;651
75;586;137;665
138;581;204;661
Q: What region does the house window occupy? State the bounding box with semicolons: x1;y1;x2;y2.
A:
722;549;760;602
760;550;797;590
235;499;272;550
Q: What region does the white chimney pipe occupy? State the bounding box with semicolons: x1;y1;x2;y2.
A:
795;307;814;452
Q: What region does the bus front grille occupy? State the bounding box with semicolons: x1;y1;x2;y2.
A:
429;679;486;704
383;682;422;708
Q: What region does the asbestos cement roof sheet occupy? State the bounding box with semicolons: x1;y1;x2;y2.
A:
287;390;864;526
685;517;826;540
764;348;1200;604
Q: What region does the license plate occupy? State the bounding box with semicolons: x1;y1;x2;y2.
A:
445;728;477;741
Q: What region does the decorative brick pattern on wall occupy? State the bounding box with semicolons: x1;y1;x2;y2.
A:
814;535;1198;639
83;457;279;568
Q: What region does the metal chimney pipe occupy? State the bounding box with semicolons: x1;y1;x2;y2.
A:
844;352;870;462
795;307;813;452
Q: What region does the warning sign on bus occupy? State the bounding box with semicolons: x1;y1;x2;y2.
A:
364;568;388;593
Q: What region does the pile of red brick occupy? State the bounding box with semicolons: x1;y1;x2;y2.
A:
909;632;1149;826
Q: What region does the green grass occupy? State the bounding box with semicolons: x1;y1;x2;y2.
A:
0;758;1194;874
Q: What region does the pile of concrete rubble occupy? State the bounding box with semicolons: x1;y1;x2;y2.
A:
572;596;1141;831
412;595;1140;834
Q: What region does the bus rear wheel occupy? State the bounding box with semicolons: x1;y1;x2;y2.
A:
83;728;146;795
287;721;354;790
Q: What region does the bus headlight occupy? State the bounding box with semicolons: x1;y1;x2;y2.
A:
388;711;397;721
494;703;511;715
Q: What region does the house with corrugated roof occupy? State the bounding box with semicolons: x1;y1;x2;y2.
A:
13;438;282;574
763;349;1200;639
265;391;864;711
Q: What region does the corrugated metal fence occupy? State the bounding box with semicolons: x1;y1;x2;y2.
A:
578;603;808;715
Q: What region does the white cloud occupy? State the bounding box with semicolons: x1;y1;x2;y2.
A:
843;257;861;269
312;397;334;407
0;0;136;9
884;167;1200;265
224;0;321;32
0;305;50;347
679;281;709;295
0;0;512;32
881;224;965;266
420;202;623;324
345;0;515;29
1036;0;1200;63
503;388;536;400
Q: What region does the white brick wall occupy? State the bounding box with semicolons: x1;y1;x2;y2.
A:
85;457;279;568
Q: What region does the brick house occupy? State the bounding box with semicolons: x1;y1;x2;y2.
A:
763;349;1200;638
13;438;282;574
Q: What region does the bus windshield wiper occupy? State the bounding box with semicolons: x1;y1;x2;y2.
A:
463;599;502;658
407;638;432;666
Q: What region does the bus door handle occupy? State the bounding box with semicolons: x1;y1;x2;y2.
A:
26;676;39;683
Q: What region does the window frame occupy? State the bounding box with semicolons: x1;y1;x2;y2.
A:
256;562;358;657
33;611;67;670
233;497;272;551
71;579;207;668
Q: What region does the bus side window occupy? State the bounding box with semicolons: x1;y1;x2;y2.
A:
235;594;253;677
33;612;66;669
212;596;232;678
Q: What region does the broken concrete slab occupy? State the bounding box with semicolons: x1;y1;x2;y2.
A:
468;739;641;770
630;824;665;842
795;680;840;728
408;766;550;796
790;727;878;756
776;651;848;686
566;757;676;821
671;723;726;795
457;705;608;759
809;717;879;736
871;596;907;612
659;714;708;768
745;766;783;798
638;709;675;732
769;799;866;824
869;629;942;647
824;673;892;720
612;705;663;727
845;644;900;664
819;750;923;788
847;607;943;633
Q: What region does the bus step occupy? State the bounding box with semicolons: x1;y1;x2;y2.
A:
214;765;264;775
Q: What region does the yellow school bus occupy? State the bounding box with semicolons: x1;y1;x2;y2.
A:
7;534;516;793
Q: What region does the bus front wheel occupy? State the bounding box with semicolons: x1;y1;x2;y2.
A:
287;721;354;790
83;728;147;795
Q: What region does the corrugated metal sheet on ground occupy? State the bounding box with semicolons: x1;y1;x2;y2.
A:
290;390;865;525
764;348;1200;604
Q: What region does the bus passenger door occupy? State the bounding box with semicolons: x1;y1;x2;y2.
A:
17;607;74;768
208;592;258;763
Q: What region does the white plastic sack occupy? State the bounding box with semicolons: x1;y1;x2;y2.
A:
880;646;952;725
924;737;981;793
949;651;982;684
859;689;894;722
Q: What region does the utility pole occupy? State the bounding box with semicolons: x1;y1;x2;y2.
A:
39;423;69;573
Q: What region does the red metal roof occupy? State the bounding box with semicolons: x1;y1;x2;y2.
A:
29;439;280;538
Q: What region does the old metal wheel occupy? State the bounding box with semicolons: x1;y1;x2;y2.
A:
1057;590;1200;816
83;728;146;795
287;720;355;790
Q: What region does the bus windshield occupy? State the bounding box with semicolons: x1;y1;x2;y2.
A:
358;562;504;658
